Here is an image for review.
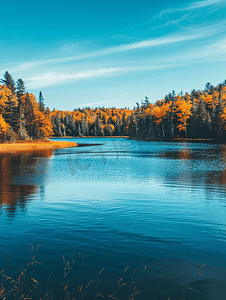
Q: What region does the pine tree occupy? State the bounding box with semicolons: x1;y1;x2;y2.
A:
16;79;27;138
23;93;38;138
39;92;45;112
0;72;16;94
1;87;18;131
195;99;208;137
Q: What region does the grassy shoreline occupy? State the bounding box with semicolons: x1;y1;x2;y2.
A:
0;140;78;154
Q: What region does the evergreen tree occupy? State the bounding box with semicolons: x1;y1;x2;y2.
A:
23;93;36;138
16;79;27;138
0;72;16;94
39;91;45;112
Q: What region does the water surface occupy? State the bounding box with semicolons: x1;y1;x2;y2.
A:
0;138;226;299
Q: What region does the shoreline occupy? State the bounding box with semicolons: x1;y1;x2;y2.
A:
129;137;226;144
51;136;129;138
1;136;225;154
52;136;226;144
0;140;78;154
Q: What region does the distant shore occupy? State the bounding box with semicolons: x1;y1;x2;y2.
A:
129;137;225;144
51;136;129;138
0;140;78;154
51;136;225;144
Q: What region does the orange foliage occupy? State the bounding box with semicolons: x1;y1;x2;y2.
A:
174;99;192;131
0;84;17;113
151;102;171;125
36;111;54;138
21;93;53;138
0;114;10;136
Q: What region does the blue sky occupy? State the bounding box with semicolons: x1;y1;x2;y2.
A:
1;0;226;110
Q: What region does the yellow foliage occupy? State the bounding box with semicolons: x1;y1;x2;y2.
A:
35;111;54;138
0;114;10;141
151;102;171;125
201;94;219;109
174;100;192;131
0;114;10;134
145;104;153;116
111;115;117;123
0;85;17;113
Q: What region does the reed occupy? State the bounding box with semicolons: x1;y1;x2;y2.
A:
0;246;145;300
0;245;206;300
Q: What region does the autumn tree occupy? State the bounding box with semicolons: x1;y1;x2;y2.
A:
174;97;192;137
1;84;18;130
0;114;10;141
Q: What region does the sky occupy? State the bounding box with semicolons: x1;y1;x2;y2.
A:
1;0;226;110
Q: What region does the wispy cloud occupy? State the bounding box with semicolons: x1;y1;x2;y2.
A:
16;26;216;70
120;37;226;72
175;37;226;62
158;0;225;18
62;42;77;53
103;30;211;53
33;36;226;89
183;0;224;10
79;101;109;107
14;62;35;71
146;0;226;30
25;68;117;88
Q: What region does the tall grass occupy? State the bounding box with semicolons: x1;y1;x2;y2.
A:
0;245;145;300
0;245;207;300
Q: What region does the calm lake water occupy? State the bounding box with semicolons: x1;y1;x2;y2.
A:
0;138;226;299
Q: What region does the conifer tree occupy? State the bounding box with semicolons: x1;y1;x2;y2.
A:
0;72;16;94
39;91;45;112
16;79;26;138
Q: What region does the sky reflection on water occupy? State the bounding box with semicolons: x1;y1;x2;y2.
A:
0;138;226;299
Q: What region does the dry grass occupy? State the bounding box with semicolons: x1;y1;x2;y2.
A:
0;247;206;300
0;263;141;300
0;245;144;300
0;140;78;154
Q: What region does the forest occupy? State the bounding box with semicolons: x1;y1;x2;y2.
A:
0;72;53;142
1;71;226;142
49;79;226;140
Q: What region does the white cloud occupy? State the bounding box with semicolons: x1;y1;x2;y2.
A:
185;0;224;10
25;68;118;88
14;62;34;71
158;0;225;18
146;0;225;30
120;37;226;72
19;26;216;70
13;35;226;91
104;31;210;53
79;101;109;107
178;37;226;61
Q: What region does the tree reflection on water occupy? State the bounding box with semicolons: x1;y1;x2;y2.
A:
0;149;53;215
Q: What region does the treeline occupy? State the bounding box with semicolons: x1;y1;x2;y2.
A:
52;80;226;140
130;81;226;140
51;108;134;137
1;70;226;142
0;72;53;142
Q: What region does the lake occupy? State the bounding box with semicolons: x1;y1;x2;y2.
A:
0;137;226;299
